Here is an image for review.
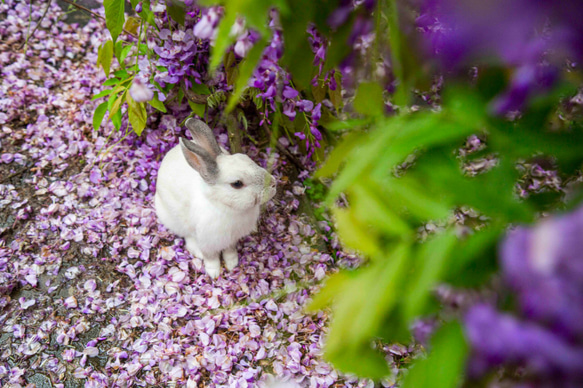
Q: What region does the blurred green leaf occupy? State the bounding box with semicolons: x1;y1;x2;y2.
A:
165;0;186;25
351;180;413;237
114;40;123;60
312;79;327;103
130;0;156;28
305;271;351;312
332;206;381;258
329;72;343;110
316;131;366;178
385;176;452;221
92;102;108;131
354;82;384;117
103;0;125;43
325;243;410;378
402;322;468;388
404;230;457;322
445;227;502;287
191;83;211;95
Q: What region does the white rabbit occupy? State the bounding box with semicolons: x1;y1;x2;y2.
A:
154;118;277;278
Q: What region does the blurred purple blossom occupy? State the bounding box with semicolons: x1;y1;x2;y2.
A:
465;206;583;385
420;0;583;113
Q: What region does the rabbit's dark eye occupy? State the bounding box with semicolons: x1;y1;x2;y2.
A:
231;180;244;189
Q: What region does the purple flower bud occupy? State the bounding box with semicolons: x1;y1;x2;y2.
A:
135;1;143;13
310;126;322;141
312;103;322;121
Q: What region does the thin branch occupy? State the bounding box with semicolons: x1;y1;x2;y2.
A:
19;0;52;50
60;0;138;39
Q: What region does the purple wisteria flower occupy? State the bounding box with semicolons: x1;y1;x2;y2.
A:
419;0;583;114
464;206;583;385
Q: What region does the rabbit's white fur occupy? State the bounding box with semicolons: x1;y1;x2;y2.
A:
155;119;276;278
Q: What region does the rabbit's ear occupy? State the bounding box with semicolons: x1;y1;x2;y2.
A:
179;138;219;183
185;118;222;158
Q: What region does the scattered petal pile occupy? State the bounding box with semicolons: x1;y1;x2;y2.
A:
0;2;405;387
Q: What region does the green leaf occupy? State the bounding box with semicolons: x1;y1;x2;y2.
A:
148;92;167;113
353;82;384;116
113;69;130;80
139;0;157;28
188;100;206;117
103;0;125;43
312;79;327;103
102;78;120;87
165;0;186;25
126;94;148;135
108;92;125;120
92;102;109;131
191;83;211;95
114;40;124;61
98;40;114;77
403;322;468;388
226;38;268;112
404;231;457;322
118;45;133;66
329;71;343;110
124;16;141;36
92;89;114;101
111;109;122;131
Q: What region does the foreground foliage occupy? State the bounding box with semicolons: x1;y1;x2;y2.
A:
91;0;583;386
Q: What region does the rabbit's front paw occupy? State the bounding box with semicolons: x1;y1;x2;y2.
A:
223;247;238;271
204;258;221;279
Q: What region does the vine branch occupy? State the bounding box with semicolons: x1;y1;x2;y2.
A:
60;0;138;39
19;0;52;50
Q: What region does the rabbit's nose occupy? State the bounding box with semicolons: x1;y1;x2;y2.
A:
269;175;277;188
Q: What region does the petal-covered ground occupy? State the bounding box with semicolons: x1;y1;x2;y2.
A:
0;2;408;387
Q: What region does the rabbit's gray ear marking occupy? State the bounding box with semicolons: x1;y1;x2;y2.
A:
185;118;222;158
180;138;219;183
